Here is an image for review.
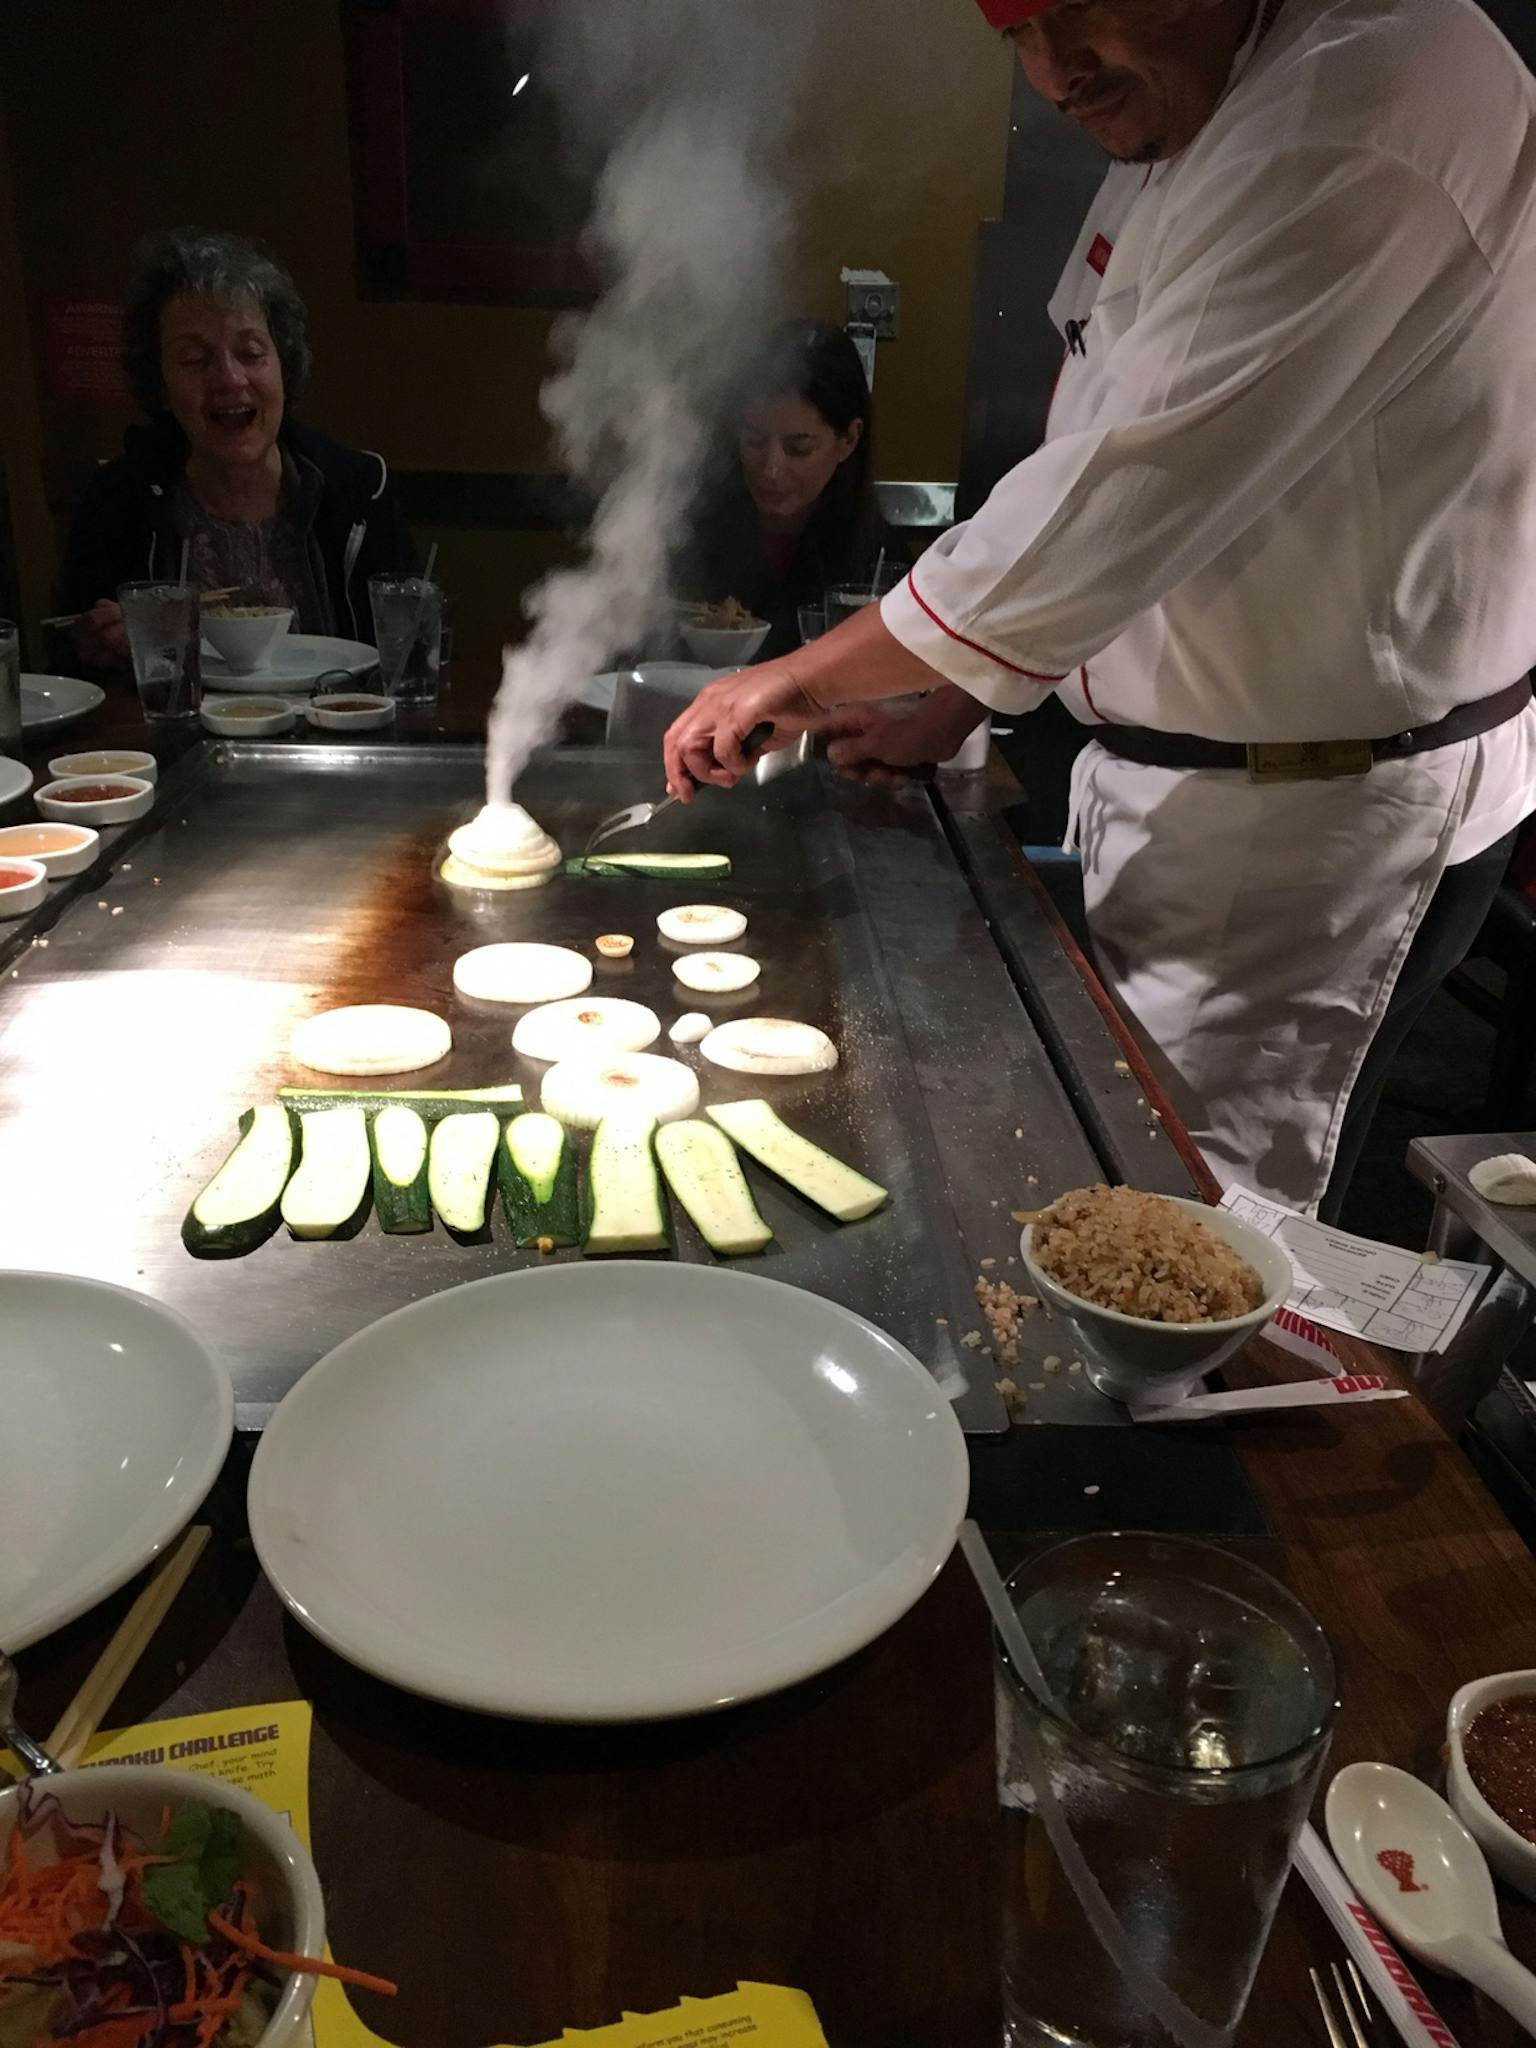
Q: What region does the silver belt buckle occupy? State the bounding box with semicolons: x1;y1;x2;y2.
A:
1246;739;1374;785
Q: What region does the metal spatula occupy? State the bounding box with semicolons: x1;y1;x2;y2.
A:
584;722;779;855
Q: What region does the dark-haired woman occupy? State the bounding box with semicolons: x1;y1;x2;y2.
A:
681;321;892;660
59;227;415;672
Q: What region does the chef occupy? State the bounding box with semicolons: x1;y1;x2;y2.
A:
664;0;1536;1218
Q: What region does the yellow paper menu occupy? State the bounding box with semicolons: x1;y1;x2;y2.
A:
4;1703;829;2048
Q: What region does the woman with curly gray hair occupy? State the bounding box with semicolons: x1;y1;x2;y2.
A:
60;227;415;671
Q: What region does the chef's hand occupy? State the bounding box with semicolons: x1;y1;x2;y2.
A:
821;688;988;787
69;600;129;671
664;658;820;800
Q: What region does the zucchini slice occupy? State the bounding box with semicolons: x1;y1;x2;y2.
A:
705;1101;887;1223
428;1111;501;1237
281;1106;373;1241
182;1104;296;1259
370;1104;432;1234
564;853;731;881
499;1113;580;1248
583;1114;669;1255
656;1120;773;1257
279;1082;522;1123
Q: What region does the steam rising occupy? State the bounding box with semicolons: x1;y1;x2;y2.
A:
485;1;818;804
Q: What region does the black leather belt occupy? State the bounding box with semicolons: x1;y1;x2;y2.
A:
1089;679;1533;782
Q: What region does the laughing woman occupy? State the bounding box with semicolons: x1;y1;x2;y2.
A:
59;227;416;671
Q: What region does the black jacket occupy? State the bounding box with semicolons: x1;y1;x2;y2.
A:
57;416;417;646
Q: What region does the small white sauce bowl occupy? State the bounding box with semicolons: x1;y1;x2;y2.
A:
307;692;396;732
202;696;299;738
35;774;155;825
0;821;99;877
1447;1670;1536;1904
0;856;47;916
48;748;158;786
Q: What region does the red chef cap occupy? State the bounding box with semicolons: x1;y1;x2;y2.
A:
976;0;1054;24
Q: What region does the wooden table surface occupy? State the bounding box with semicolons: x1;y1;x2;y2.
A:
10;682;1536;2046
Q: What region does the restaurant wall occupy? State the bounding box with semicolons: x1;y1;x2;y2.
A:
0;2;1011;662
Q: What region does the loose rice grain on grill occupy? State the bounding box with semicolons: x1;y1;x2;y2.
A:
1029;1184;1263;1325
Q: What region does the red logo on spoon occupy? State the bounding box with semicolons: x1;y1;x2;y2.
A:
1378;1848;1428;1894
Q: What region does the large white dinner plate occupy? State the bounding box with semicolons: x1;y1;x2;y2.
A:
202;634;377;693
249;1264;968;1721
0;1272;233;1650
20;674;107;733
0;758;33;808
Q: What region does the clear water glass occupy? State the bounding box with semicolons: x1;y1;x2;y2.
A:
0;620;20;755
997;1534;1336;2048
370;576;443;705
797;603;827;646
118;583;201;722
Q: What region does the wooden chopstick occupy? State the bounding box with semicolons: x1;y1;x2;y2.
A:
41;588;240;631
46;1524;210;1768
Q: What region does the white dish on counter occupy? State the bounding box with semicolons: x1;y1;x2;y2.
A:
1447;1670;1536;1904
306;692;395;732
35;773;155;825
201;696;299;738
0;821;99;876
0;757;33;811
248;1262;968;1721
48;748;158;785
0;856;46;916
202;634;376;693
19;674;107;733
201;605;293;674
0;1271;233;1650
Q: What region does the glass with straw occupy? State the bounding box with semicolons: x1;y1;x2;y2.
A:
370;544;443;706
118;551;201;723
961;1525;1336;2048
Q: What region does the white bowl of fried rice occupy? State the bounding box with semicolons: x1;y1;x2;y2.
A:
1020;1186;1292;1408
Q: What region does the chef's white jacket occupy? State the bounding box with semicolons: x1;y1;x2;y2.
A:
885;0;1536;862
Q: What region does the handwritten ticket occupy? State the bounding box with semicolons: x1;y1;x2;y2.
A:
1221;1187;1486;1353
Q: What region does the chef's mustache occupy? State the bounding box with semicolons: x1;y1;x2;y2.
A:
1058;72;1139;115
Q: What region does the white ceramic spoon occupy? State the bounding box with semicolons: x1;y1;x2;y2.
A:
1326;1760;1536;2034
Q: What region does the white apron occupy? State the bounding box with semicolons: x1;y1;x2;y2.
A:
1054;170;1474;1214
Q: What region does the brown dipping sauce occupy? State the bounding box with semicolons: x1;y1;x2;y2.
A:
0;864;39;889
320;698;382;713
1464;1695;1536;1843
51;782;140;802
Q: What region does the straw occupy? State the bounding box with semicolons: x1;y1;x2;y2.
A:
46;1525;210;1768
873;546;887;591
178;539;190;588
423;542;439;583
958;1522;1227;2048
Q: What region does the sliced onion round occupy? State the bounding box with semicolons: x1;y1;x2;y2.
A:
512;996;661;1063
700;1017;838;1077
540;1052;701;1130
440;855;553;894
657;904;749;946
672;951;761;994
453;942;593;1005
290;1004;451;1077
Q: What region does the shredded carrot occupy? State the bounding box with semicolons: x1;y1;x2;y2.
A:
160;1804;173;1840
206;1909;398;1997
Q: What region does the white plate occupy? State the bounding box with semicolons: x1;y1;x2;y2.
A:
249;1264;967;1720
202;635;377;693
0;758;33;809
19;675;106;733
0;1272;233;1650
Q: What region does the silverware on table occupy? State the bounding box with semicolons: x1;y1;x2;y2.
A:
1311;1959;1376;2047
0;1647;61;1776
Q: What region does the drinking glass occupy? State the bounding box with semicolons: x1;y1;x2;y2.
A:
996;1534;1336;2048
118;583;201;722
797;603;827;646
824;562;905;632
0;621;20;756
370;576;443;705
